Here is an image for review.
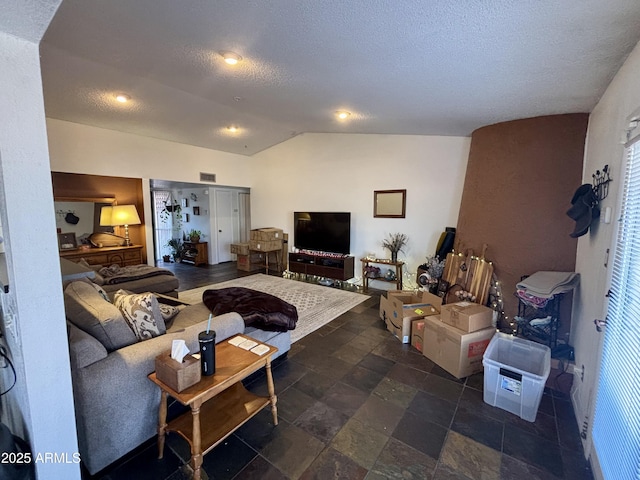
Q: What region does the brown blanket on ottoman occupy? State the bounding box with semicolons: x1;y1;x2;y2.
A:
202;287;297;332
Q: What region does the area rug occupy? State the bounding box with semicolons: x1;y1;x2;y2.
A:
179;274;369;343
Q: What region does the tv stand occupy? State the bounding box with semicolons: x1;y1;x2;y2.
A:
288;252;355;281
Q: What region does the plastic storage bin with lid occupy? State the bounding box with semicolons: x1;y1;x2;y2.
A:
482;332;551;422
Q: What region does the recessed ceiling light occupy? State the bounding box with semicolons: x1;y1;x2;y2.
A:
336;110;351;120
115;93;131;103
227;126;239;133
221;52;242;65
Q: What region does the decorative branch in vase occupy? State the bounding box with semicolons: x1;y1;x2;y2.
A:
382;232;408;262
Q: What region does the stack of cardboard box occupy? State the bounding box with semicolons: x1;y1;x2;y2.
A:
423;302;495;378
231;242;265;272
380;292;496;379
249;228;284;252
379;290;442;344
231;228;288;272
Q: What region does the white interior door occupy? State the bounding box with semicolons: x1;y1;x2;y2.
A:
215;190;234;263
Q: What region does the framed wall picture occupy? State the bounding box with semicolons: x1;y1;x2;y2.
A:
183;213;190;223
181;198;188;208
58;232;78;250
374;189;407;218
193;206;200;215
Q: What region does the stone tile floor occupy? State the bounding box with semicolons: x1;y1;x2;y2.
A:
86;263;594;479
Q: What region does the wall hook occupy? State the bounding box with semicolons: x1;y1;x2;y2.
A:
593;164;612;203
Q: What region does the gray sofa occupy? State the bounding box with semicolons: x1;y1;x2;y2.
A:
62;257;180;297
64;280;290;475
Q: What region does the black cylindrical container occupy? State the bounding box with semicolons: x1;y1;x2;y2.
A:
198;331;216;376
435;227;456;260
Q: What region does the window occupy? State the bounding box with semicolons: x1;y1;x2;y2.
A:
592;132;640;479
153;191;172;261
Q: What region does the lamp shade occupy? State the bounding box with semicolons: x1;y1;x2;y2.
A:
99;206;114;226
110;205;141;226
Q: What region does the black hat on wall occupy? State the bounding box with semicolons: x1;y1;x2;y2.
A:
65;212;80;225
567;184;599;238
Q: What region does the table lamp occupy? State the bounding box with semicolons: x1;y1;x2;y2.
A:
100;205;141;246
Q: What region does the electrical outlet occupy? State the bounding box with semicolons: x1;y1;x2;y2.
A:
573;364;585;382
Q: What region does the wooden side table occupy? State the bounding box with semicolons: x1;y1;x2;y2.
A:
361;258;404;293
250;247;281;274
149;335;278;480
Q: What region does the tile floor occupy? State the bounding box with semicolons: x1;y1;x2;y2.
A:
87;262;594;480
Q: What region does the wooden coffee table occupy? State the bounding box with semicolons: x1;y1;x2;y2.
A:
149;335;279;480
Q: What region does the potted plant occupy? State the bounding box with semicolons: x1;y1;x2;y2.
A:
159;199;182;228
187;229;202;243
382;232;408;262
166;238;184;262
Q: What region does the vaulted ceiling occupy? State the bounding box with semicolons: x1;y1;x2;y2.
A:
40;0;640;156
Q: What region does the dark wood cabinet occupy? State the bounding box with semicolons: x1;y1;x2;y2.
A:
60;245;143;267
182;242;208;266
288;252;355;280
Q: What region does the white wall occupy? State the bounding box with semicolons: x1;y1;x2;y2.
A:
0;31;80;479
47;118;253;187
251;133;470;287
47;119;254;261
571;39;640;466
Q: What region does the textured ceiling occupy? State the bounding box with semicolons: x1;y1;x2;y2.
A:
0;0;61;43
41;0;640;156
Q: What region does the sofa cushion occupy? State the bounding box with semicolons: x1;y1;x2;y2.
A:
158;303;180;329
101;275;179;295
64;281;138;351
88;281;110;301
113;290;166;341
78;258;105;285
67;321;108;369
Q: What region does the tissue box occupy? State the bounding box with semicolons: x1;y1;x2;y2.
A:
154;350;201;392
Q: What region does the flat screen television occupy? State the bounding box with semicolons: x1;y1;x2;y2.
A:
294;212;351;254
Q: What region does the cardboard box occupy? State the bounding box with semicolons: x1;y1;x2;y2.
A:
250;228;284;241
379;291;442;343
154;351;201;392
440;302;494;332
249;239;283;252
422;315;495;378
230;243;250;255
237;253;264;272
411;318;426;352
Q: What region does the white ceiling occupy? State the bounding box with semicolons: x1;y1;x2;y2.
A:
40;0;640;156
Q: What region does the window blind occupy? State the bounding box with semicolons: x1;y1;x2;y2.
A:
592;139;640;480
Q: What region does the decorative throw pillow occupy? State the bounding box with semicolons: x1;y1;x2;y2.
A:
157;302;180;330
113;290;166;341
64;281;138;351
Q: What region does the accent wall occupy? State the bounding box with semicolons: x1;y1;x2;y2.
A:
455;114;589;323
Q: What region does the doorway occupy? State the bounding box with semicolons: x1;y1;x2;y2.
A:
150;180;249;266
